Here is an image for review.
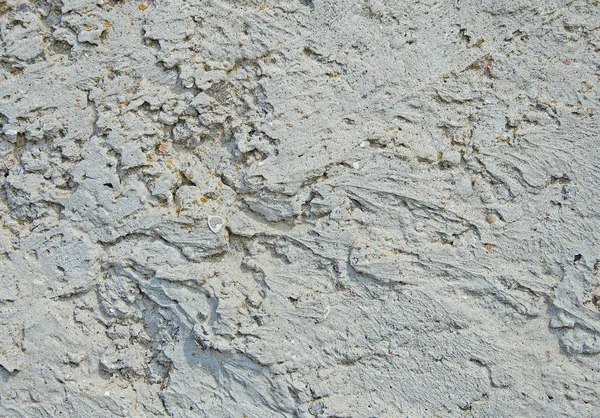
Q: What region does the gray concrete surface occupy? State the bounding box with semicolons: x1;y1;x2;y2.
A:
1;0;599;416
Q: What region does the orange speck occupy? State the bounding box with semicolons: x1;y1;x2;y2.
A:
139;3;148;10
563;59;571;65
484;60;492;75
103;21;112;28
484;244;494;251
241;302;247;309
158;142;169;154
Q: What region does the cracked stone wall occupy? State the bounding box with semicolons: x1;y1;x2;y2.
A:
1;0;599;416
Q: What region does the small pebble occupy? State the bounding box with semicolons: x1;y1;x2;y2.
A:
359;141;367;148
486;214;498;223
208;216;225;233
352;162;360;170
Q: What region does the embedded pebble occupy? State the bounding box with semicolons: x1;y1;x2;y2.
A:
487;213;498;223
207;216;225;233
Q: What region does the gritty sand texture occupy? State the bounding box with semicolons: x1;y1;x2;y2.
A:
1;0;600;416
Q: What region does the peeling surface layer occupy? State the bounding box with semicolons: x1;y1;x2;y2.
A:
1;0;600;416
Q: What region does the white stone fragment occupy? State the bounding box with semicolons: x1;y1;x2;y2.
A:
208;216;225;233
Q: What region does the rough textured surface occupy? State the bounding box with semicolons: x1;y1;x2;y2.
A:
1;0;600;416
